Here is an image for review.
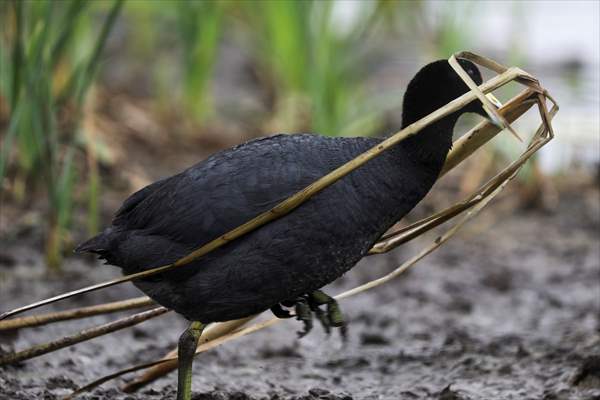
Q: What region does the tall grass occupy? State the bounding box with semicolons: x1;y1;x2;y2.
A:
245;0;388;136
119;0;223;123
0;0;123;270
176;0;223;121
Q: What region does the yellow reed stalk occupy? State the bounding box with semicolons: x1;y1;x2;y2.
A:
0;307;168;366
0;297;154;332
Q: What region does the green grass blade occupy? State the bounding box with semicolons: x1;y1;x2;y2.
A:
9;0;24;110
75;0;124;104
0;102;22;184
86;161;100;235
56;148;77;230
50;0;88;70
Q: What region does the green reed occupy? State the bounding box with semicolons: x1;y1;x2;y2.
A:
0;0;123;270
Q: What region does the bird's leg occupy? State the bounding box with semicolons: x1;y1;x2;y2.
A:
294;298;313;338
308;290;347;339
306;294;331;335
177;321;205;400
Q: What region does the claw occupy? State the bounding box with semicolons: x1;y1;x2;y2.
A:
309;290;347;339
312;305;331;335
295;299;313;338
281;291;348;339
326;299;345;327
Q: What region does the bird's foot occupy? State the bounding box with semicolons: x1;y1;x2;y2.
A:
271;290;346;339
307;290;347;340
294;297;313;338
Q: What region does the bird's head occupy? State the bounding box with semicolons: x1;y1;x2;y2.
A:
401;58;501;128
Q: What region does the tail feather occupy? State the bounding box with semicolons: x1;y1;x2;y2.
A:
74;236;106;254
74;228;113;254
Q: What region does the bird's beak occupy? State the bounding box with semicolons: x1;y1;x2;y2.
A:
483;93;524;142
483;93;504;128
486;93;503;109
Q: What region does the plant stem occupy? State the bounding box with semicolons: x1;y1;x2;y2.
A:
0;307;168;366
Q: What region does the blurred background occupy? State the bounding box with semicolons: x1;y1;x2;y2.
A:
1;1;599;399
0;0;598;269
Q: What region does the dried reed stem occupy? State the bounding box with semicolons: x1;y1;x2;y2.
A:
0;296;154;331
441;89;538;175
3;90;536;388
0;307;168;366
1;51;558;398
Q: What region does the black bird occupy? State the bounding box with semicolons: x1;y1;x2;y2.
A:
76;59;497;400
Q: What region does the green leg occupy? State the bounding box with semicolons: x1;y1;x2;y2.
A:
311;304;331;335
177;321;205;400
295;298;313;338
309;290;347;339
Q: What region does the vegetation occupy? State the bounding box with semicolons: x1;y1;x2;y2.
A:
0;0;123;269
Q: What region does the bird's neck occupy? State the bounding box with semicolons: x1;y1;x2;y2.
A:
398;112;457;173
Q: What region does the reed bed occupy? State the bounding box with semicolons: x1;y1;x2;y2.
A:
0;0;124;269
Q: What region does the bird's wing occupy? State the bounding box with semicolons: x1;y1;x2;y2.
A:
112;134;373;250
113;177;172;226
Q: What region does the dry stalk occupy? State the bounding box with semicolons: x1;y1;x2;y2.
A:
0;296;154;332
0;86;544;368
0;307;168;366
441;89;538;175
449;54;522;141
0;102;522;367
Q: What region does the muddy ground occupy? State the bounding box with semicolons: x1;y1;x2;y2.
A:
1;187;599;400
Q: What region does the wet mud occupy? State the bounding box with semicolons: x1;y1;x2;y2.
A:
1;191;599;399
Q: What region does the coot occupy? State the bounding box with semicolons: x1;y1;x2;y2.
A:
77;59;495;400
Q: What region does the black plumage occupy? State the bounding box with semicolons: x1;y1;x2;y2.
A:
76;59;488;324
